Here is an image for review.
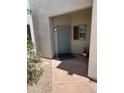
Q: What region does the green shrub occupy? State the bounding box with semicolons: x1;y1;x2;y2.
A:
27;40;43;86
27;62;43;86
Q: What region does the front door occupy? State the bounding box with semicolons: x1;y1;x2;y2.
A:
57;25;71;55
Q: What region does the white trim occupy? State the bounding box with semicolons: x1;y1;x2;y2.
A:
54;27;58;56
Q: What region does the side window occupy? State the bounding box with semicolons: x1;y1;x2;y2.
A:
27;25;32;40
79;24;87;40
73;26;79;40
73;24;87;40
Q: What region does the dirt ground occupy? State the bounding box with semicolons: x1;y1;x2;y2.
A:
27;58;52;93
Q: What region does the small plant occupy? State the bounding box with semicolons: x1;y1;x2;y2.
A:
27;61;43;86
27;39;43;86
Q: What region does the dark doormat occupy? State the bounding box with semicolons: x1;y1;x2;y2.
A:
58;53;75;60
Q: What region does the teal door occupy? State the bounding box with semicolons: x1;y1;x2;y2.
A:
57;25;71;55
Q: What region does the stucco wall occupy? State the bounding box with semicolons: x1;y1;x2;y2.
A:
70;8;92;54
53;15;71;26
29;0;92;58
52;8;92;54
27;0;30;10
88;0;97;80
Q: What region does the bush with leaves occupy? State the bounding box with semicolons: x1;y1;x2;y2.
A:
27;40;43;86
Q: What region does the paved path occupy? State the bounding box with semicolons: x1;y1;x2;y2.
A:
28;55;96;93
52;55;96;93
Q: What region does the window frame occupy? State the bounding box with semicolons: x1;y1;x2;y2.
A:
73;24;87;40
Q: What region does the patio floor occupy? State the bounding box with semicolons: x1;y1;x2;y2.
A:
52;54;96;93
28;54;96;93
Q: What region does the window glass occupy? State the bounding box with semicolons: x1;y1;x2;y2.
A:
74;26;79;40
27;25;32;40
73;24;87;40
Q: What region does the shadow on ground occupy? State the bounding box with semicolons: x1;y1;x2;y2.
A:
56;54;89;77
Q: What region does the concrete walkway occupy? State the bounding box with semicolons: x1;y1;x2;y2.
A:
52;54;96;93
28;55;96;93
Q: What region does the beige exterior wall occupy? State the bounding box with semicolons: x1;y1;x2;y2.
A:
52;8;92;54
29;0;92;58
70;8;92;54
27;0;30;10
88;0;97;80
52;15;71;26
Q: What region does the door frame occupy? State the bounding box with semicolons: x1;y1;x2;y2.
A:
54;25;71;56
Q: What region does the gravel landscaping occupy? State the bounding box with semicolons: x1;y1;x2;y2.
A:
27;58;52;93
